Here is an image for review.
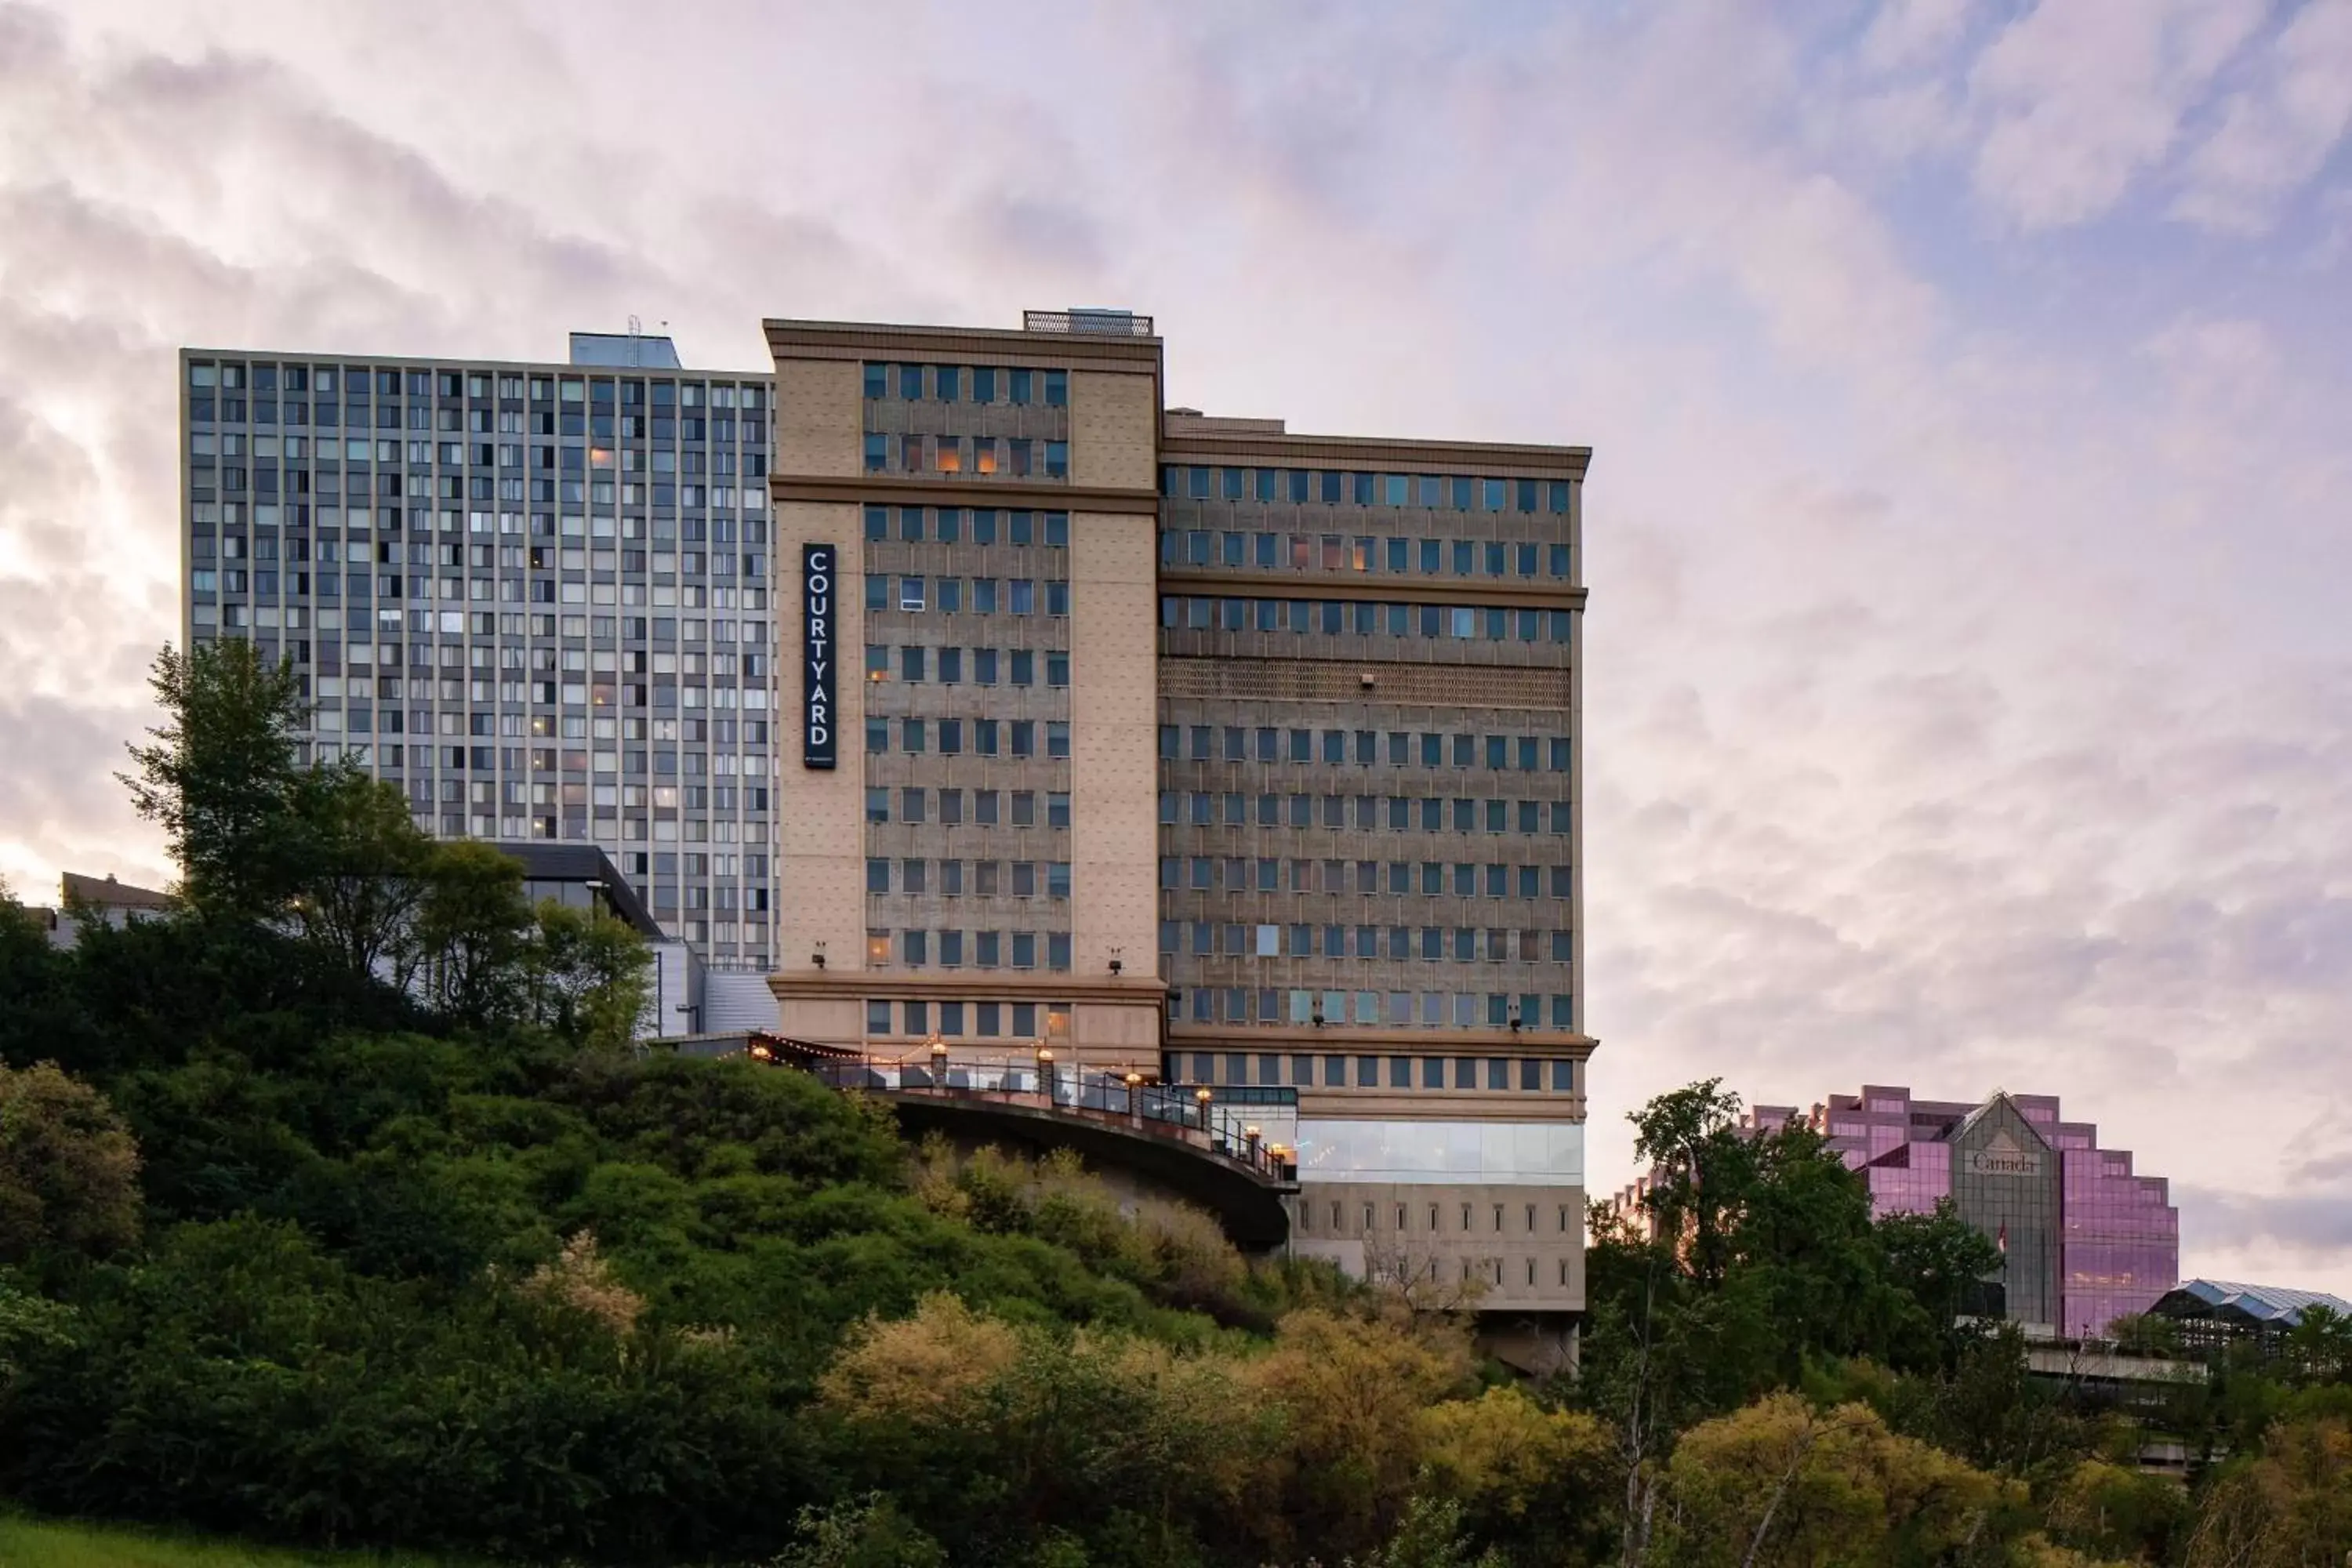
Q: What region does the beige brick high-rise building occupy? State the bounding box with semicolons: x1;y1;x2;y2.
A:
765;310;1592;1358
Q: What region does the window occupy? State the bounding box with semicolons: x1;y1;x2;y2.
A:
866;999;891;1034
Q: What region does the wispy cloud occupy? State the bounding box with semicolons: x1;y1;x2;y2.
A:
2;0;2350;1292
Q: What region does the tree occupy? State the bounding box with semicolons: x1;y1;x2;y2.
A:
412;841;532;1025
0;1061;140;1262
2285;1302;2352;1387
1243;1308;1476;1560
525;899;652;1053
1878;1200;2006;1367
1657;1392;2013;1568
288;764;435;987
118;641;308;917
2102;1312;2183;1359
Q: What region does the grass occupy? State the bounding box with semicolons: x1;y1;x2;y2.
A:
0;1515;472;1567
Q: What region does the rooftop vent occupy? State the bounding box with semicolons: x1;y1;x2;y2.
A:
1024;307;1153;337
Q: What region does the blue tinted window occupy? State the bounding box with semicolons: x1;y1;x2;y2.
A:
1163;466;1184;497
863;434;886;472
1385;537;1407;572
936;365;960;402
1189;466;1211;499
1353;472;1376;506
1548;481;1570;514
1321;470;1343;503
1221;467;1244;500
899;506;924;542
937;507;962;544
898;365;923;399
973;366;997;403
974;509;998;545
1450;476;1472;509
862;364;885;398
864;505;887;540
1255;468;1277;501
1011;368;1033;405
1384;474;1408;506
1043;369;1067;406
1045;512;1069;546
1044;441;1068;477
1516;479;1539;512
1289;470;1311;503
1417;475;1443;506
1482;477;1506;511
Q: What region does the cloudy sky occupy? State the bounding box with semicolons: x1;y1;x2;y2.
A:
3;0;2350;1290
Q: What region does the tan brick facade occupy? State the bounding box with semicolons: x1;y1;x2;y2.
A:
1069;368;1159;491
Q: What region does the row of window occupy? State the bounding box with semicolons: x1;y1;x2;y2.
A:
1160;793;1573;835
191;363;768;410
320;706;776;757
397;805;768;848
1161;726;1570;771
194;405;764;441
194;436;767;474
1163;923;1572;962
867;858;1069;896
191;506;759;540
1165;466;1572;515
1308;1200;1575;1243
1161;597;1574;644
1164;529;1571;581
310;739;770;780
198;564;769;601
1163;859;1573;898
318;615;766;651
863;363;1069;406
212;477;774;511
864;433;1068;477
1171;989;1578;1030
867;930;1072;971
197;523;766;562
318;642;765;682
866;718;1072;759
864;506;1070;545
404;779;770;816
866;575;1069;615
864;788;1073;826
866;645;1067;686
1191;1052;1579;1096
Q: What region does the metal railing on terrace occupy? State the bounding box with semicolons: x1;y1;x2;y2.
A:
1022;308;1155;338
757;1043;1294;1185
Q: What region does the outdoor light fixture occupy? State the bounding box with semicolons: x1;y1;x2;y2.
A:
811;941;826;970
1196;1087;1213;1105
1108;946;1124;976
1124;1072;1142;1086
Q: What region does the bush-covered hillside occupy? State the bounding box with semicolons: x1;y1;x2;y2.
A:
5;641;2352;1567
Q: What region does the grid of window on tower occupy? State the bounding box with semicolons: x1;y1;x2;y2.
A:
183;358;779;964
1163;466;1572;514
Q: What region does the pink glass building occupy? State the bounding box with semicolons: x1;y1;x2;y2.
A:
1748;1087;2178;1338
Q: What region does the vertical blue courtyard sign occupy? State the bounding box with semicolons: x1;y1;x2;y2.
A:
802;543;837;769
